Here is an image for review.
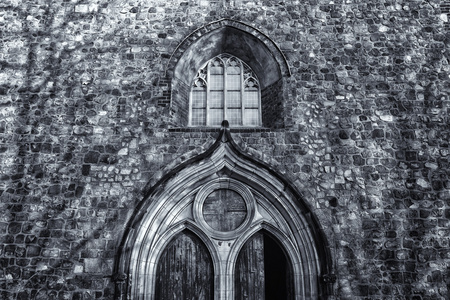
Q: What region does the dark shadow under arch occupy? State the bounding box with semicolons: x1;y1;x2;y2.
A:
235;230;294;300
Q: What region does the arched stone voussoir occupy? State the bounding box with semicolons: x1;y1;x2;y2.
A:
167;18;291;88
115;121;334;299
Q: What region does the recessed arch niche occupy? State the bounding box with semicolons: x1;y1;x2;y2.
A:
167;19;290;128
114;121;334;299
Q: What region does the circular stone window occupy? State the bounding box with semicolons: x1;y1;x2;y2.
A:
202;189;247;232
193;178;255;239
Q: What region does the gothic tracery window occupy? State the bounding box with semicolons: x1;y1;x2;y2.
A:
190;54;261;127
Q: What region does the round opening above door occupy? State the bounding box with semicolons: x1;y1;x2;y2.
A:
193;178;255;239
202;189;248;232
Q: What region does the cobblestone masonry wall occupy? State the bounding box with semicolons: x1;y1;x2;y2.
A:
0;0;449;299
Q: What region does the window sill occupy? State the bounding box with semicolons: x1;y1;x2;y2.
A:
168;127;275;133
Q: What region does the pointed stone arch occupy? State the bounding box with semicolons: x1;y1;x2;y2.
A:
114;122;334;299
166;18;291;86
167;19;290;128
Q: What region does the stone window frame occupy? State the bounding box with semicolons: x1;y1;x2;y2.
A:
165;19;291;129
189;54;262;127
192;177;256;239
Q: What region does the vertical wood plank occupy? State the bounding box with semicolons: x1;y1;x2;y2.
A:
235;232;265;300
155;230;214;300
235;232;294;300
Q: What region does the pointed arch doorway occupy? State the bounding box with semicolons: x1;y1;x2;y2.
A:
155;229;214;300
114;122;334;299
235;230;294;300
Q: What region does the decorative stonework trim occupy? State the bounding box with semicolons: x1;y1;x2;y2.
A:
115;121;334;299
193;178;256;239
166;18;291;78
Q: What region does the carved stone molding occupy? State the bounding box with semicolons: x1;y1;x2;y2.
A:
115;122;334;299
193;177;256;240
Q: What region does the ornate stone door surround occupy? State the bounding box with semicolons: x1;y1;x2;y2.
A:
114;121;334;299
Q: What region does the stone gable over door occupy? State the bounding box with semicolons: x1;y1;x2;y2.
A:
115;122;334;299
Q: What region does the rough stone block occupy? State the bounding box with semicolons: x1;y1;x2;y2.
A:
8;222;21;234
26;246;41;257
84;151;100;164
0;1;448;299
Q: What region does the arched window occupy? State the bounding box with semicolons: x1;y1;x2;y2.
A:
189;54;261;127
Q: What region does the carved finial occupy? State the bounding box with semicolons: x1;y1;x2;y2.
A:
221;120;230;142
221;120;229;129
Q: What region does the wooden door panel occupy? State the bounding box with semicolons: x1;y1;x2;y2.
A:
155;230;214;300
235;232;294;300
235;232;265;300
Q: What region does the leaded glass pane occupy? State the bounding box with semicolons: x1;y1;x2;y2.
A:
192;91;207;108
228;109;242;125
191;109;206;126
210;66;224;75
209;109;224;126
227;66;241;75
210;74;224;90
210;92;224;108
243;109;259;126
243;91;258;108
227;74;241;90
227;91;241;108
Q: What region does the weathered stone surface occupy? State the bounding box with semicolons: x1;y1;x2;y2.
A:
0;0;448;299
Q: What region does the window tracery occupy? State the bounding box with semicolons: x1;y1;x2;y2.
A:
190;54;261;127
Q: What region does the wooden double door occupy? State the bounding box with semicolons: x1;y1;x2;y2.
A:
155;230;294;300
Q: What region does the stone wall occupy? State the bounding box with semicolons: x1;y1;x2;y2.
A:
0;0;449;299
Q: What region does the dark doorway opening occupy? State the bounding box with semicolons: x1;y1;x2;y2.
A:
235;231;294;300
264;234;294;299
